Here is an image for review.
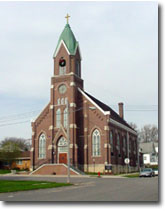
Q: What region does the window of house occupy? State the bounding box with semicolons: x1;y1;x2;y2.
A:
39;133;46;159
16;160;22;165
110;131;113;154
56;108;61;128
64;107;68;128
92;129;101;156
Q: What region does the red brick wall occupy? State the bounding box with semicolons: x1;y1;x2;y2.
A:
32;164;78;175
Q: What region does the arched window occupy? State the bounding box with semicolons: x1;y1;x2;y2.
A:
61;98;64;105
110;131;113;153
58;137;68;153
64;107;68;128
65;98;68;104
92;129;101;156
39;133;46;159
57;98;60;105
56;108;61;128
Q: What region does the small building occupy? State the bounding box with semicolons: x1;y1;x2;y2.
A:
12;151;31;170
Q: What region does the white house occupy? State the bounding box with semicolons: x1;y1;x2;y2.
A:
139;142;158;166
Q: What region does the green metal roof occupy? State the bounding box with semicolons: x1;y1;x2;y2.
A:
53;24;78;57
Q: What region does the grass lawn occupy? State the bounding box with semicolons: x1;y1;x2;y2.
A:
0;180;72;193
0;169;11;174
123;173;140;178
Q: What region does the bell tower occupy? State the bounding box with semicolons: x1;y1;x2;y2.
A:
50;15;83;166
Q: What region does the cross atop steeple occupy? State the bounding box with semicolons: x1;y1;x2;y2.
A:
65;14;70;24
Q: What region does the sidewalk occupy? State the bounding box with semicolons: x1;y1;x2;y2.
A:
0;173;125;178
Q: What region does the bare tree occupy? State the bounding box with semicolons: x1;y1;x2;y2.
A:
129;122;138;131
0;137;31;169
138;124;158;143
0;137;31;151
0;140;21;169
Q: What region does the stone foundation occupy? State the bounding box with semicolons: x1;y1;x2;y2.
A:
80;164;138;174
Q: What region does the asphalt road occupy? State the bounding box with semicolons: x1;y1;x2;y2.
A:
0;175;158;202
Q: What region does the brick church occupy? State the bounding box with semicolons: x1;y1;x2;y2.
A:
30;17;138;174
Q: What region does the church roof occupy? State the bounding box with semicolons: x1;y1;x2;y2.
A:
84;91;134;131
53;24;78;57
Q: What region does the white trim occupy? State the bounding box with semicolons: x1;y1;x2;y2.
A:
110;118;137;135
30;147;34;152
70;103;76;107
84;144;87;149
54;40;70;57
48;145;53;150
15;157;30;160
78;88;110;116
33;103;50;122
104;126;109;131
53;40;82;60
70;82;76;86
76;43;82;60
54;125;67;140
104;143;108;148
70;124;77;128
50;105;54;109
49;125;53;130
70;144;73;148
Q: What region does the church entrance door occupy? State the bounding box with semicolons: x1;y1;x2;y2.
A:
57;137;68;164
59;153;67;164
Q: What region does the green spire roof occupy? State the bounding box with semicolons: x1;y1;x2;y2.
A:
53;24;78;57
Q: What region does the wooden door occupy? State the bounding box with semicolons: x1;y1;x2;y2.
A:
59;153;67;164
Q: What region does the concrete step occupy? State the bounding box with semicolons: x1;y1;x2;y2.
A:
30;164;80;175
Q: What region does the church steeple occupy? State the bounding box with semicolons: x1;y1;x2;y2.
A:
53;16;82;78
53;23;79;58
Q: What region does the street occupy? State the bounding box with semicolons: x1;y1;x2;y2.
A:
0;175;158;202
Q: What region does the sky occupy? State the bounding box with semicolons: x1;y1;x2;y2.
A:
0;1;158;141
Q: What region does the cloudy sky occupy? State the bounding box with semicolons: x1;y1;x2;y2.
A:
0;1;158;141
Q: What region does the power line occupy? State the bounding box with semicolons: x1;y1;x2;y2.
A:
0;110;41;120
0;105;158;128
0;104;158;119
0;120;30;127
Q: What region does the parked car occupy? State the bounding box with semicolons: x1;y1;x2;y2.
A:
139;168;155;177
153;168;158;176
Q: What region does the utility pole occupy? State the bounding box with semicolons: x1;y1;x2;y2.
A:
67;101;70;183
127;131;130;173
